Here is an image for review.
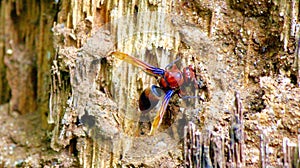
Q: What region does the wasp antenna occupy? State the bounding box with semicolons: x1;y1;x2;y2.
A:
165;57;181;69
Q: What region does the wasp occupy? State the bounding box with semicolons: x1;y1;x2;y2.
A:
112;51;202;135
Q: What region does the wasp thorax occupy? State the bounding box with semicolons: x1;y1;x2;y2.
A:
160;65;184;89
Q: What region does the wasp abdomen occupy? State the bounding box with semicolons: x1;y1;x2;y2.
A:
139;85;163;112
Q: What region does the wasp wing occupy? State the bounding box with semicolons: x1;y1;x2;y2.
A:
112;51;164;76
148;89;175;135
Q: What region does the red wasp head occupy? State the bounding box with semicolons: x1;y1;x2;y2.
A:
183;65;195;82
182;65;200;88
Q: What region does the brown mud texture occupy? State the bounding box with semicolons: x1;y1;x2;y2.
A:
0;0;300;167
